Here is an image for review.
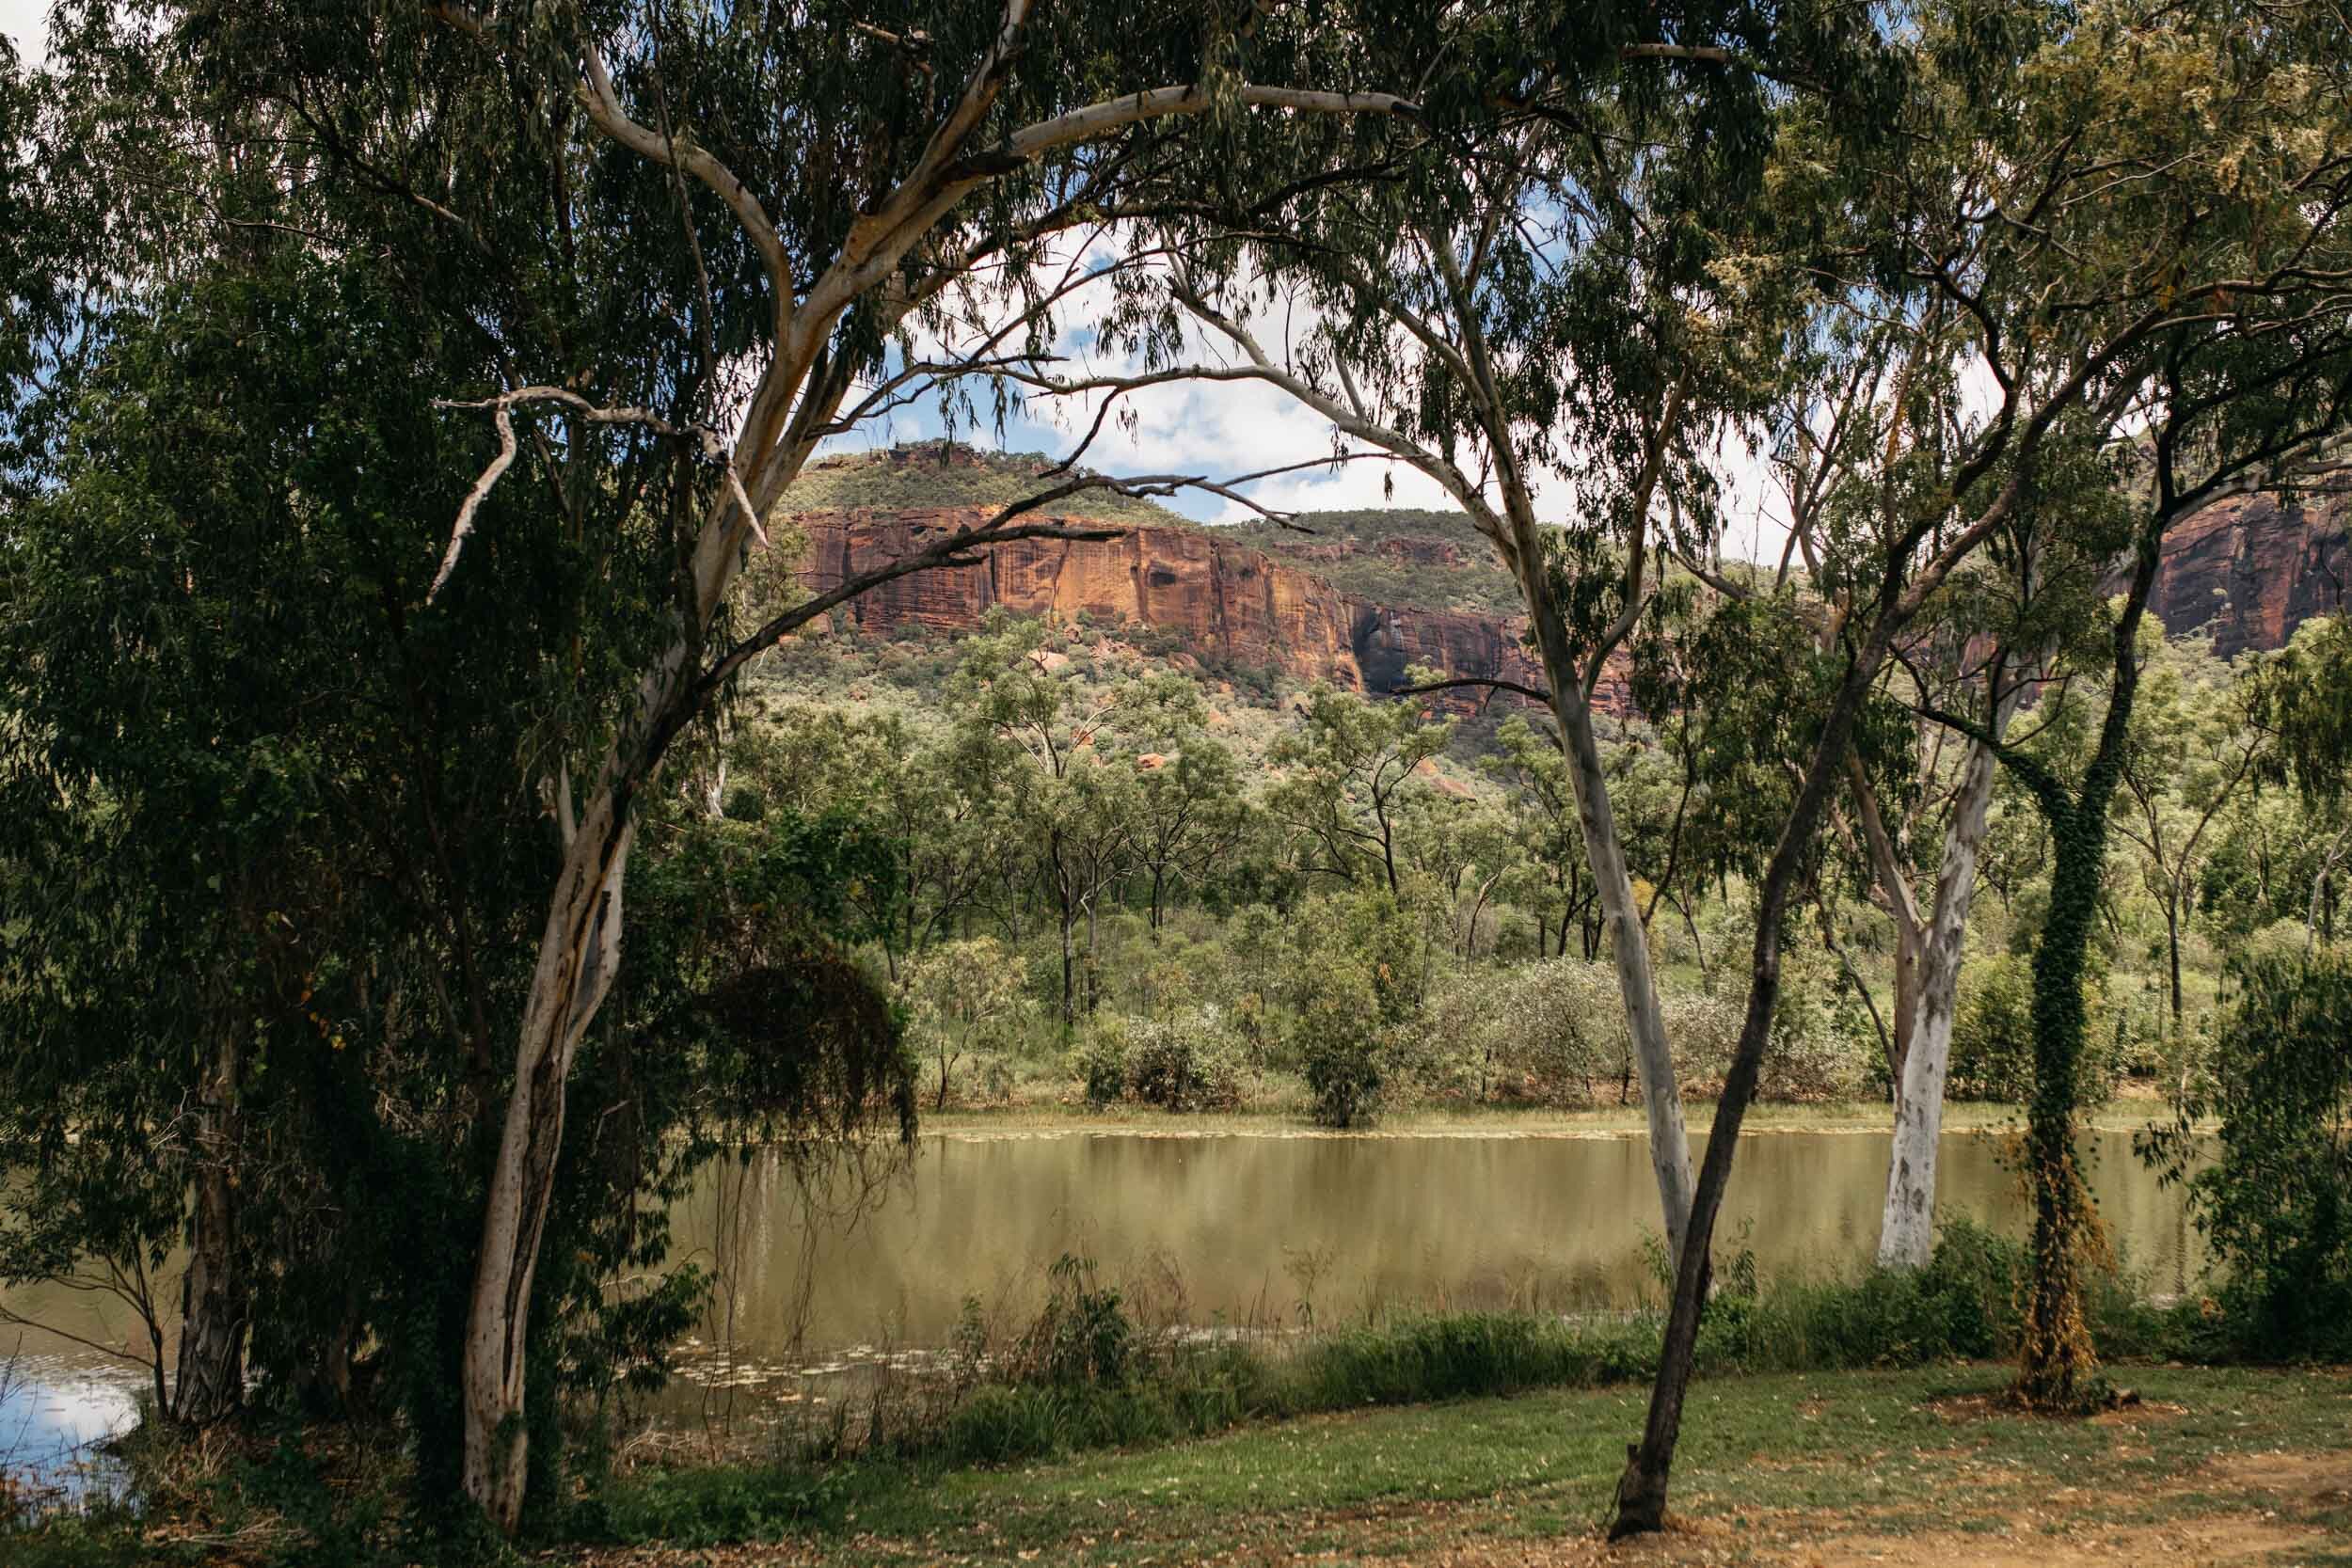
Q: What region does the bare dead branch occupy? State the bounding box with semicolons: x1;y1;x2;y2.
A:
429;387;765;604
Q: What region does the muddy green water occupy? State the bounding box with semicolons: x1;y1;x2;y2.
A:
0;1125;2200;1452
673;1125;2199;1357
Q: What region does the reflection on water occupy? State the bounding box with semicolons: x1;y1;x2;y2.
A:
0;1126;2201;1458
0;1363;136;1514
674;1126;2201;1359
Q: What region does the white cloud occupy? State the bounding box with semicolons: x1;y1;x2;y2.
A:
811;240;1804;560
1;0;46;65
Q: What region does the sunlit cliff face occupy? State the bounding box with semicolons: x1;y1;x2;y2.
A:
788;509;1639;717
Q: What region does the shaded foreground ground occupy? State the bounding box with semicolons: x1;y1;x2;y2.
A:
567;1366;2352;1568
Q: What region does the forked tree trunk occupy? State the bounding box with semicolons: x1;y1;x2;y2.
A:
437;27;1423;1534
173;1032;247;1427
461;781;636;1534
1878;673;2026;1268
1877;728;2004;1267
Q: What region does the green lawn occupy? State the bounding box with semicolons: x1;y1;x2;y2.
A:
577;1364;2352;1566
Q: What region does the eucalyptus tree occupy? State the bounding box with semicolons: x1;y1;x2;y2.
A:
949;616;1160;1025
1123;683;1248;934
1912;206;2352;1425
1483;716;1598;958
0;254;568;1442
71;0;1423;1528
1054;0;2352;1527
1866;626;2047;1264
1026;0;1908;1272
2252;610;2352;943
1702;314;2051;1269
2115;635;2268;1026
1267;685;1455;895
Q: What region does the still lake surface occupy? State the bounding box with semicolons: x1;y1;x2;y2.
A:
665;1125;2200;1357
0;1124;2200;1478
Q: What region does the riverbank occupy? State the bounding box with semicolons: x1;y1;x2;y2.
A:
567;1362;2352;1566
921;1091;2179;1139
14;1236;2295;1566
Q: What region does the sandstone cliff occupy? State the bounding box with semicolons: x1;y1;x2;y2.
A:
2124;490;2348;657
792;508;1626;712
794;488;2345;710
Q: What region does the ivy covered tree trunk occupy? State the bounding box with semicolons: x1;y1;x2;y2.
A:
2014;799;2107;1409
172;1032;247;1427
1993;523;2167;1406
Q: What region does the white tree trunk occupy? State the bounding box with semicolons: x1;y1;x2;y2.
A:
1553;675;1695;1259
1877;684;2022;1269
460;778;637;1532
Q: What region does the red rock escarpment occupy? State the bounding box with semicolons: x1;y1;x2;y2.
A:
791;508;1635;713
794;490;2344;709
2119;490;2348;657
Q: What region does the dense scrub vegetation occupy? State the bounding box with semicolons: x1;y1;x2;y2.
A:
728;611;2330;1134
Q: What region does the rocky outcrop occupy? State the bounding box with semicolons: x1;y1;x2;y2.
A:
2124;491;2347;657
792;508;1626;713
794;488;2344;712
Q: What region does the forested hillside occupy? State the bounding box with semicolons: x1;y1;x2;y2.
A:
737;481;2350;1129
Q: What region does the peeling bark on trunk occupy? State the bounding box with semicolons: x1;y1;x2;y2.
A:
1888;920;1920;1086
461;785;635;1535
172;1033;246;1428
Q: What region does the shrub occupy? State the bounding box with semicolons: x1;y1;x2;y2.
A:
902;940;1030;1110
1293;963;1385;1128
2139;949;2352;1359
1068;1028;1127;1106
1470;960;1624;1105
1016;1255;1133;1386
1947;954;2120;1102
1124;1008;1248;1111
1661;989;1744;1096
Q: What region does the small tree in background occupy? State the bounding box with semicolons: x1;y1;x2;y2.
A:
2141;950;2352;1357
905;938;1030;1110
